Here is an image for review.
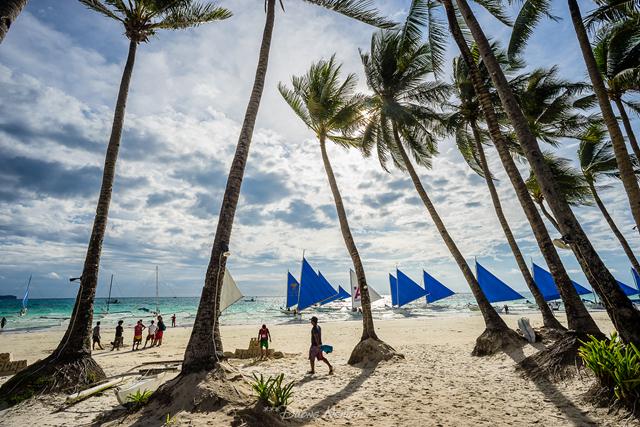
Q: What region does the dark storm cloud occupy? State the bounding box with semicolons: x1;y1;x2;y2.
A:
0;121;102;154
273;199;327;229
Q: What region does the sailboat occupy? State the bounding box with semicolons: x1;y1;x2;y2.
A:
423;270;455;304
390;269;427;309
532;262;591;303
296;258;337;311
220;269;243;312
475;262;524;309
349;269;382;313
314;272;349;310
280;272;300;315
19;275;31;316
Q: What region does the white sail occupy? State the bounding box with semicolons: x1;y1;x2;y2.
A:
220;269;243;312
350;269;382;309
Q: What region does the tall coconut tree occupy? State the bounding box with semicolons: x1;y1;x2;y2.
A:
447;52;565;331
592;19;640;161
0;0;232;402
0;0;27;43
437;0;601;338
278;56;398;364
360;20;523;354
451;0;640;344
182;0;394;374
578;123;640;274
506;0;640;235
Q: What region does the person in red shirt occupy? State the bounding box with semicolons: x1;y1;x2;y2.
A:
257;324;271;360
132;319;145;351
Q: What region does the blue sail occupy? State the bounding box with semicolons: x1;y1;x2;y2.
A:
320;285;350;305
286;272;300;309
633;268;640;291
297;260;338;311
423;270;455;303
617;280;639;296
476;262;524;303
389;274;398;306
316;272;341;305
532;263;591;301
396;269;427;307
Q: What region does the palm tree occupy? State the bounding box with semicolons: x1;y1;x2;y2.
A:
592;20;640;162
448;53;565;331
278;56;398;364
450;0;640;345
0;0;232;402
525;154;594;233
182;0;394;374
438;0;601;337
578;123;640;274
360;15;522;355
0;0;27;43
506;0;640;235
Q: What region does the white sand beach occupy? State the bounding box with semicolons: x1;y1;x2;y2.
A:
0;313;636;426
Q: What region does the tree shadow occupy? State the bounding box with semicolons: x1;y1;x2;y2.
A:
297;363;379;425
506;346;598;426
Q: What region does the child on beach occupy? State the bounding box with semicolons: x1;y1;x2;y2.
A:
257;324;271;360
111;320;124;351
308;316;333;375
132;320;145;350
144;320;157;348
92;321;104;350
154;316;166;347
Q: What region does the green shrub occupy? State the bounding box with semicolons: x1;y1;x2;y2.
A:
251;373;294;410
579;333;640;401
126;389;154;409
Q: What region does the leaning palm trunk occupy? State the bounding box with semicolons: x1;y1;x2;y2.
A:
613;97;640;162
0;0;27;43
0;40;138;401
470;123;564;331
319;136;397;365
392;126;521;355
182;0;275;373
566;0;640;235
454;0;640;344
538;201;561;233
588;180;640;275
440;0;600;336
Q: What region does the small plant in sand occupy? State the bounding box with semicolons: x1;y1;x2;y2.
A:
579;333;640;402
251;373;294;411
126;389;154;410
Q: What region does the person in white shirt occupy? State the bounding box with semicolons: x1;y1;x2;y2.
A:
144;320;158;349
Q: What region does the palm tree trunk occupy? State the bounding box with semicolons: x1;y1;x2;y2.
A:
392;125;507;332
613;96;640;162
182;0;276;373
589;180;640;275
538;201;561;233
454;0;640;345
441;0;600;335
566;0;640;235
54;40;138;359
319;135;377;341
470;123;564;330
0;0;27;43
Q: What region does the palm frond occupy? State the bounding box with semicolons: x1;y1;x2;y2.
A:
508;0;559;60
155;3;232;29
474;0;512;26
303;0;396;28
278;82;314;130
79;0;125;22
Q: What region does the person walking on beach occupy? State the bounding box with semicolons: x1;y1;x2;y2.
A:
257;324;271;360
171;314;176;327
154;315;166;347
308;316;333;375
1;317;6;329
111;320;124;351
503;304;510;315
132;320;145;351
92;321;104;350
144;320;157;348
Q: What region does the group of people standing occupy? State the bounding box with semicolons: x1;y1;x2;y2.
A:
92;314;175;351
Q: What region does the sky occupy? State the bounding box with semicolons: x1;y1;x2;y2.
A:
0;0;638;299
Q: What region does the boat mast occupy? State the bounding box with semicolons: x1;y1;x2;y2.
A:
23;274;32;310
107;274;114;313
156;265;159;315
297;250;305;309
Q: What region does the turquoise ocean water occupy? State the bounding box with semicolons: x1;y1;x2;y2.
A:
0;291;600;333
